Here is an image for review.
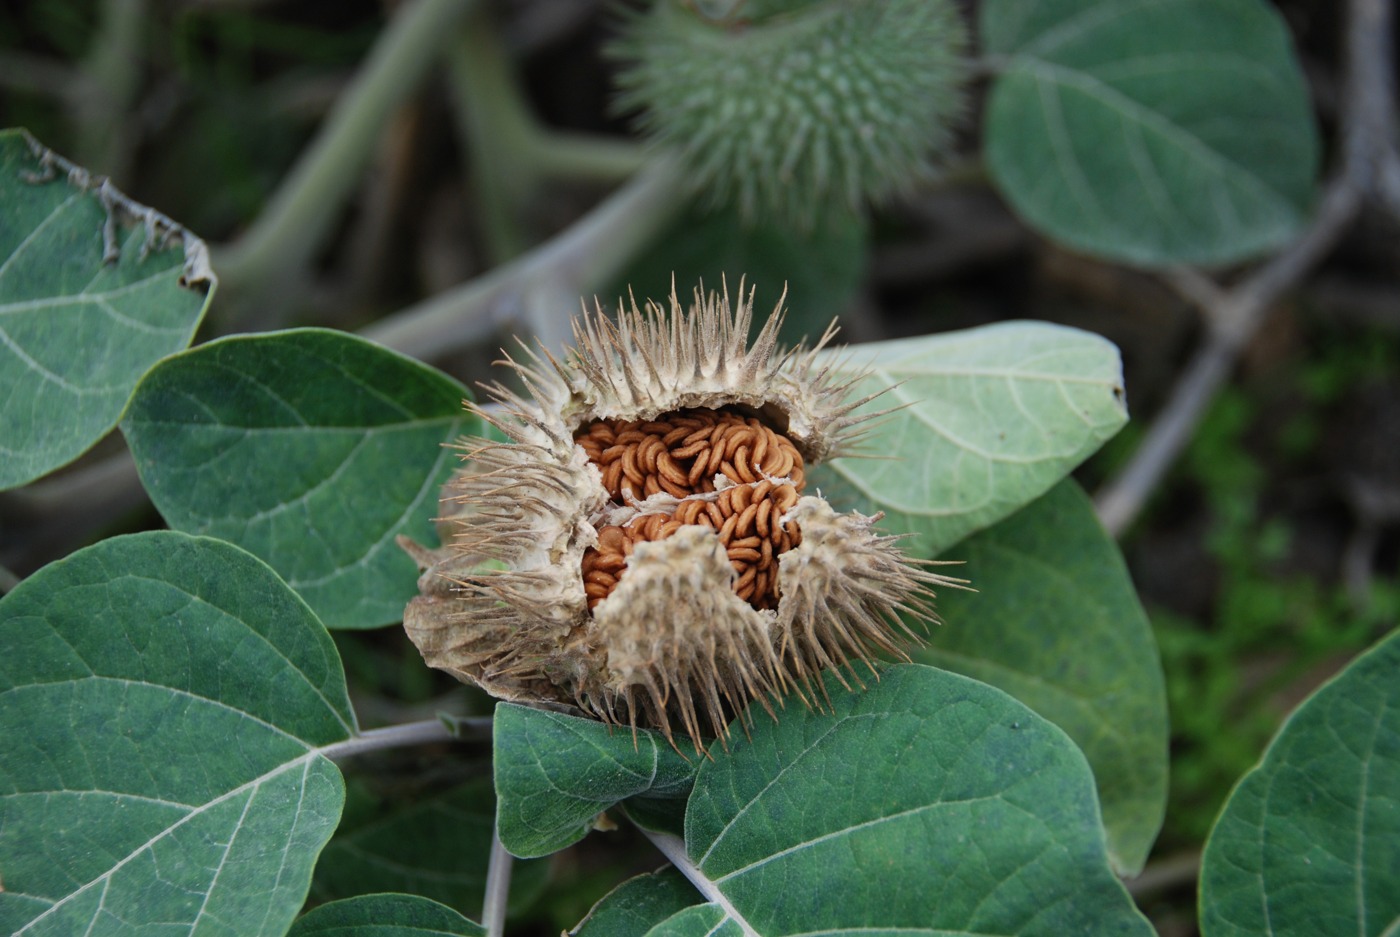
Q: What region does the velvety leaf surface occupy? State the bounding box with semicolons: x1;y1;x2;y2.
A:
680;665;1153;936
0;129;212;489
572;867;699;937
915;479;1168;875
121;328;475;629
0;532;354;937
982;0;1318;266
312;777;549;917
644;904;742;937
809;320;1126;556
494;703;700;859
1199;627;1400;937
289;893;484;937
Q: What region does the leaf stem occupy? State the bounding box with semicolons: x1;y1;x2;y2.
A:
481;816;514;937
316;716;490;761
637;827;761;937
212;0;478;293
0;562;20;594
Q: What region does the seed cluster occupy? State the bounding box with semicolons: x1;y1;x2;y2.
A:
576;408;805;610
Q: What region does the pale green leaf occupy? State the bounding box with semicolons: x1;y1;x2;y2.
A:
121;328;475;630
809;320;1126;556
916;479;1168;875
678;665;1153;936
572;867;699;937
494;703;700;859
1199;627;1400;937
0;129;212;489
644;905;742;937
982;0;1319;266
289;894;484;937
0;532;353;937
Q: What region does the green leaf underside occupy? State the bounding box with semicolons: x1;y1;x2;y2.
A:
494;704;700;859
681;665;1153;936
572;867;700;937
1199;627;1400;937
981;0;1318;267
288;894;485;937
0;129;211;490
645;904;744;937
915;479;1168;876
121;328;476;630
0;532;354;937
312;777;549;917
809;320;1126;557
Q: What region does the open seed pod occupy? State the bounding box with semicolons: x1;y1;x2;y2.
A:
402;282;964;749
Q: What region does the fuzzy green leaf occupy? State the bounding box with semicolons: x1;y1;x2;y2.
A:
0;129;212;490
494;704;700;859
312;777;549;917
289;894;484;937
915;479;1168;875
644;905;743;937
121;328;475;630
676;665;1152;935
1199;627;1400;937
982;0;1319;266
572;868;700;937
0;532;353;937
809;320;1126;556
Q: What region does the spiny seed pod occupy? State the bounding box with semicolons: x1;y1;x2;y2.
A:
401;282;964;750
610;0;968;229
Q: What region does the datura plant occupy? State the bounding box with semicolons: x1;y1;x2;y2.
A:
402;284;963;748
611;0;967;228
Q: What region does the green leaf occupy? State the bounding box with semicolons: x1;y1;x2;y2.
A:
645;905;742;937
121;328;475;630
1198;627;1400;937
602;202;866;347
0;531;354;937
0;129;213;490
494;703;700;859
981;0;1319;267
289;894;484;937
678;665;1152;935
914;479;1168;875
572;867;700;937
809;320;1126;556
312;777;549;917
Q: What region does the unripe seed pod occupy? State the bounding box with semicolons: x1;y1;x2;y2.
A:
611;0;968;228
401;282;965;750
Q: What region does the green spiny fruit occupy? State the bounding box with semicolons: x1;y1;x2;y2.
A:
611;0;968;229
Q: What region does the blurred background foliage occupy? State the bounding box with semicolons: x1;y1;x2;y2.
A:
2;2;1398;935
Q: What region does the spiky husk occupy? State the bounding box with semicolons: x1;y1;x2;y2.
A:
611;0;968;229
403;283;964;750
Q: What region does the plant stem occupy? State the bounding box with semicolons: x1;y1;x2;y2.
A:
213;0;477;293
0;563;20;594
360;153;687;360
481;817;514;937
638;828;761;937
316;716;488;761
73;0;147;182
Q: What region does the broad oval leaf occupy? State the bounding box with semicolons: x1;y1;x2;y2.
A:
121;328;476;629
494;703;700;859
982;0;1319;266
1199;627;1400;937
572;867;699;937
914;479;1168;875
809;320;1126;556
312;777;549;917
0;129;213;489
0;531;354;937
289;893;484;937
680;664;1153;936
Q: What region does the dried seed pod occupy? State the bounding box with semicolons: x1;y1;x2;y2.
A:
402;281;964;750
